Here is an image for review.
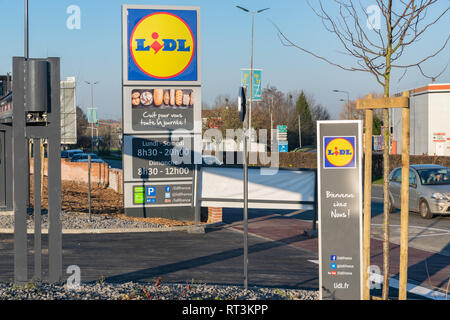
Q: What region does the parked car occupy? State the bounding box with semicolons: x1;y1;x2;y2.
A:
71;153;105;163
388;164;450;219
202;155;224;166
65;149;83;160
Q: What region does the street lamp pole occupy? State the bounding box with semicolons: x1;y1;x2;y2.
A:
236;5;269;291
333;90;350;119
237;6;270;143
85;81;99;153
25;0;29;59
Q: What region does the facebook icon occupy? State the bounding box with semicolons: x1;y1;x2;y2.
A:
330;255;337;261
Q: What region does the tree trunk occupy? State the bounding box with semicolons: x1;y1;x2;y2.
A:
382;63;392;301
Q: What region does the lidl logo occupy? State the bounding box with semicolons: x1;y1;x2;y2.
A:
324;136;356;168
127;9;198;81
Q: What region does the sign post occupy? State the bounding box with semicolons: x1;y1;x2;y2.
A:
238;86;248;290
122;5;201;220
317;120;363;300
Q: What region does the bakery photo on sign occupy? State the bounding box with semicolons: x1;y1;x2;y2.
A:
131;89;194;109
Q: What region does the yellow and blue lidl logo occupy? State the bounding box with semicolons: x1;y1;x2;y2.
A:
324;136;356;168
127;9;198;81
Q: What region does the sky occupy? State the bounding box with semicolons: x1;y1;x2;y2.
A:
0;0;449;120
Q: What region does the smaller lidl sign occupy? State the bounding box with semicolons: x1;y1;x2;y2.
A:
123;5;200;85
323;136;356;169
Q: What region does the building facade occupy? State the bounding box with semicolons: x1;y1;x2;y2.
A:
391;83;450;156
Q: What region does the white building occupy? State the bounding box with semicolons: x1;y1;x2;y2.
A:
391;83;450;156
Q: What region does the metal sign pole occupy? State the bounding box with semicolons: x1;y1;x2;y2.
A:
243;129;248;290
238;86;248;290
88;154;91;222
25;0;29;59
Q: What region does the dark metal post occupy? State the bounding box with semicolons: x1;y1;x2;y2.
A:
88;154;91;222
47;57;62;283
25;0;29;59
33;138;41;280
194;164;200;226
13;57;28;284
243;128;249;290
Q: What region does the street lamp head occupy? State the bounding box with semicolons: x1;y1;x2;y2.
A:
236;5;249;12
257;8;270;13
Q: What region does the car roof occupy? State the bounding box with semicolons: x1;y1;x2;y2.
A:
410;164;447;170
392;164;448;171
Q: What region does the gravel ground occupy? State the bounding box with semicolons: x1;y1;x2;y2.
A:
0;212;166;230
0;280;319;300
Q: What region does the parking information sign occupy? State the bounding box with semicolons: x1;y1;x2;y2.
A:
317;120;363;300
122;5;201;219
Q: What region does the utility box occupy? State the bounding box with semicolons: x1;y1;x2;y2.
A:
26;59;49;113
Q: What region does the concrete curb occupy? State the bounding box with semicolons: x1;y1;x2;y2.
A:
0;222;221;235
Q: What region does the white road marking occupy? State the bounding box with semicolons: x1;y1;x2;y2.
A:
309;260;448;300
408;232;450;239
369;273;447;300
371;223;450;233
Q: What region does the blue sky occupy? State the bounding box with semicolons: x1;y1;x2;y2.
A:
0;0;449;120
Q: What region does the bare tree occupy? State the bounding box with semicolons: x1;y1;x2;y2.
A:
274;0;449;300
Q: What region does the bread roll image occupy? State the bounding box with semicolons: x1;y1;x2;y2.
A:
189;91;194;106
140;91;153;106
132;97;140;106
175;90;183;106
132;91;141;99
163;90;170;105
153;89;163;106
169;89;175;106
183;93;190;106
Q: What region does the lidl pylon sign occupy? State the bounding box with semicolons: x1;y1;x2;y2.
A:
123;6;200;85
122;5;201;220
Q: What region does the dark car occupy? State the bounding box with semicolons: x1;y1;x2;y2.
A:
72;153;104;163
65;149;83;160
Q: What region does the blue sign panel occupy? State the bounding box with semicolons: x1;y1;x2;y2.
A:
278;141;288;153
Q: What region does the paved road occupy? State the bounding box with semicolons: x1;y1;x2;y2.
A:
371;185;450;256
0;229;318;290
